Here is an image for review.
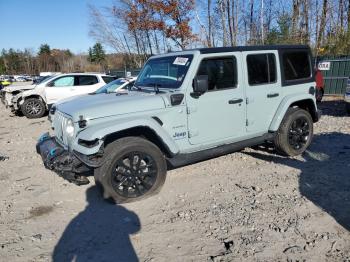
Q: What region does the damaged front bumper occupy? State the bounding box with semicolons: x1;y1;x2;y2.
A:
36;133;104;185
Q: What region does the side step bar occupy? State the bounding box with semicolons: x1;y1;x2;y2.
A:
167;132;275;169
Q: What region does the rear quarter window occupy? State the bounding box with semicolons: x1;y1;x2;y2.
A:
282;51;311;81
102;76;118;84
77;75;98;86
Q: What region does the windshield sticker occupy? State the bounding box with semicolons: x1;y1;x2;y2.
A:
173;57;189;66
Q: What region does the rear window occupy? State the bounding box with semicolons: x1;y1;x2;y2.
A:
282;51;311;81
102;76;118;84
247;53;276;85
77;76;98;86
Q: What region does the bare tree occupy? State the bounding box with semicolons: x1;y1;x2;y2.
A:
249;0;255;43
348;0;350;31
317;0;328;49
291;0;301;39
208;0;213;47
301;0;310;43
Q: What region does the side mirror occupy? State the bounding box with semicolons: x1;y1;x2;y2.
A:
46;81;54;87
192;75;208;97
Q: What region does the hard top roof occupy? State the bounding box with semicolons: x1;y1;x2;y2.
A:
195;45;310;54
150;45;311;58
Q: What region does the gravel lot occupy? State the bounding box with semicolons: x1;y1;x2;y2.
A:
0;94;349;261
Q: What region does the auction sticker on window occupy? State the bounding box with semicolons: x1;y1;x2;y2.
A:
173;57;189;66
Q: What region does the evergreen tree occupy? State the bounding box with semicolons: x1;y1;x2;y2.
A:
38;44;51;55
88;43;106;63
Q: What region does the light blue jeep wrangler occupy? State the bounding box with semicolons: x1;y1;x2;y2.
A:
37;45;320;203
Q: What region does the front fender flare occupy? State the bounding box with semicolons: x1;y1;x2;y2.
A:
73;117;180;156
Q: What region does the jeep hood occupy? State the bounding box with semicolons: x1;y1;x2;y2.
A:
56;92;166;121
3;84;36;93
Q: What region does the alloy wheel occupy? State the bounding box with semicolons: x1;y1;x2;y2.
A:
111;152;158;198
288;117;310;150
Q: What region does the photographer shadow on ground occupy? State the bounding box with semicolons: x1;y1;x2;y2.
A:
53;186;140;262
246;132;350;231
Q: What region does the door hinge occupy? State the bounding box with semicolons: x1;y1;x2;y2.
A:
246;119;249;126
246;97;249;104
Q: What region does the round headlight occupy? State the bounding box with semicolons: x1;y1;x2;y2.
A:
66;119;75;137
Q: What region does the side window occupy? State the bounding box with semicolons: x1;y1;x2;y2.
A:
282;51;311;81
196;57;237;91
102;76;117;84
247;53;276;85
52;76;74;87
77;76;98;86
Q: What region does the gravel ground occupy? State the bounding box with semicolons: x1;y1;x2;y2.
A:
0;95;349;262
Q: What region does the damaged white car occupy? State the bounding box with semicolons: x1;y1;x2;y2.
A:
2;73;116;118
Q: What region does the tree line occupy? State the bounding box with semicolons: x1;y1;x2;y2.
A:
0;43;118;75
89;0;350;67
2;0;349;74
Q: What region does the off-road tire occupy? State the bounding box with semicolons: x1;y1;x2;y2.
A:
94;137;167;204
274;108;313;156
21;98;46;119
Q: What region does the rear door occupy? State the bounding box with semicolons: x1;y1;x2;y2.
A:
72;75;101;96
187;53;246;145
243;51;282;133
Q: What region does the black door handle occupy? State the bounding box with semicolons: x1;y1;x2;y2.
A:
228;98;243;104
267;93;279;98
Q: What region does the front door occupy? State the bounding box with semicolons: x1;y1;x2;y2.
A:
45;75;75;104
187;54;246;145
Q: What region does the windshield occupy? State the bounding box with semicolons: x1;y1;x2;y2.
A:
95;79;131;94
135;55;193;89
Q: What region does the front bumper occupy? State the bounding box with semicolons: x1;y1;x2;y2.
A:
36;133;100;185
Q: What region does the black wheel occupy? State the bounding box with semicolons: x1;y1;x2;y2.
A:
94;137;167;204
21;98;46;118
274;108;313;156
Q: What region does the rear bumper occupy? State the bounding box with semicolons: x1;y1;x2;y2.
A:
36;133;103;184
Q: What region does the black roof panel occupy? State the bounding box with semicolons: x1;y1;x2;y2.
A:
193;45;310;54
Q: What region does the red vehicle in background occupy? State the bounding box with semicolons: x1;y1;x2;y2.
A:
315;69;325;102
